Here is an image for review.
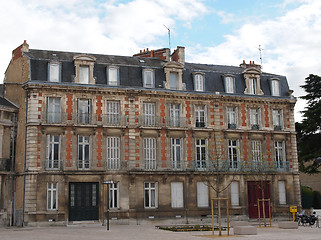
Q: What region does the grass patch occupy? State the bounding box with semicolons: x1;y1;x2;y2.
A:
157;225;227;232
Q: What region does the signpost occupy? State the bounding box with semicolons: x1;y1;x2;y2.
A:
103;181;114;231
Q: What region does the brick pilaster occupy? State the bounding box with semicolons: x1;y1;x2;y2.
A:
96;96;102;122
185;100;191;125
266;133;271;163
241;103;247;127
161;129;167;168
66;126;73;167
243;132;248;162
264;105;270;128
66;94;73;120
186;130;193;167
96;127;103;167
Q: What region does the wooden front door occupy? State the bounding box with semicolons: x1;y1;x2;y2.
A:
69;182;99;221
247;181;270;219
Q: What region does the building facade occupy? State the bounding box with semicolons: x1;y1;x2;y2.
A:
3;41;300;226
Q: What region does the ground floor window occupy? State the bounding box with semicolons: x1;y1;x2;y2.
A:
171;182;184;208
231;181;239;206
197;182;209;207
144;182;158;208
278;181;286;205
47;182;58;210
109;182;119;209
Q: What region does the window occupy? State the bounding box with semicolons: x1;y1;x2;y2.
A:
79;66;89;84
250;108;261;130
169;104;181;127
194;74;204;91
47;97;61;123
228;140;239;170
106;101;120;125
109;182;119;209
231;182;239;206
197;182;209;207
273;109;283;130
143;103;156;126
47;183;58;210
249;78;257;94
48;62;60;82
46;135;61;170
278;181;286;205
144;182;158;208
171;182;184;208
78;136;90;169
274;141;286;169
143;69;155;88
227;107;237;129
171;138;182;169
106;137;120;170
196;139;207;170
271;79;280;96
251;140;262;163
108;67;119;86
78;99;91;124
225;76;235;93
170;72;178;90
195;105;206;128
144;138;156;169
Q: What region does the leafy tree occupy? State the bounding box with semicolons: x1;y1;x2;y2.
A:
296;74;321;173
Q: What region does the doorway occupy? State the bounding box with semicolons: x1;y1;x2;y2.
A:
247;181;270;219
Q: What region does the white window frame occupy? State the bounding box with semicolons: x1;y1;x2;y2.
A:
251;140;262;162
107;66;119;86
78;136;91;169
106;101;120;125
227;107;238;129
79;65;90;84
272;109;283;130
195;138;208;170
225;76;235;93
250;108;261;130
170;103;181;127
47;183;58;210
278;181;286;205
144;182;158;208
46;135;61;170
109;182;119;209
78;99;91;124
143;102;156;126
48;62;61;82
144;138;157;170
197;182;209;207
194;74;204;91
231;181;240;206
170;72;178;90
271;79;280;96
171;138;182;170
249;78;257;94
274;141;286;169
143;69;155;88
47;97;61;123
228;139;239;170
106;137;120;170
171;182;184;208
195;105;207;128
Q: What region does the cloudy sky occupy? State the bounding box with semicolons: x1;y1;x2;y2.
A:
1;0;320;122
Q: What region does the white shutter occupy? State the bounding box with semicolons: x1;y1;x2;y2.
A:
231;182;239;206
197;182;209;207
278;181;286;205
171;182;184;208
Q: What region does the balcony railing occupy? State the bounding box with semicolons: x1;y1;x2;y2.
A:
139;116;189;128
45;159;63;171
98;115;128;126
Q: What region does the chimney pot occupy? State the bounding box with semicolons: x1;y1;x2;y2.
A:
147;48;149;52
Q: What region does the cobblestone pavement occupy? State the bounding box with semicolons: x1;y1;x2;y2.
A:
1;224;321;240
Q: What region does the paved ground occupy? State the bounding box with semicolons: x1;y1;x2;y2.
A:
1;223;321;240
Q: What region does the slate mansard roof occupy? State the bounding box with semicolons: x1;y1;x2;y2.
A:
24;49;291;98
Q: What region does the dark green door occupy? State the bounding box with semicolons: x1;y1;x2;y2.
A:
69;182;99;221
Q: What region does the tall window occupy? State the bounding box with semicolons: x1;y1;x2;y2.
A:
79;66;89;84
251;140;262;163
196;139;207;170
144;182;158;208
169;104;181;127
47;97;61;123
170;72;178;90
273;109;283;130
109;182;119;209
194;74;204;91
108;66;119;86
143;103;156;126
106;137;120;170
228;140;239;170
197;182;209;207
225;76;235;93
78;136;90;169
195;105;206;128
106;101;120;125
46;135;60;170
143;69;155;88
278;181;286;205
48;62;60;82
47;183;58;210
78;99;91;124
227;107;237;129
250;108;261;130
249;78;257;94
171;182;184;208
171;138;182;169
144;138;156;169
274;141;286;169
230;182;239;206
271;79;280;96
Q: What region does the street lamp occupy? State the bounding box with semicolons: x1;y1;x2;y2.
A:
103;180;113;231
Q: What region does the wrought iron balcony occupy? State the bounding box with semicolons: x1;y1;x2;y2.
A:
97;114;128;127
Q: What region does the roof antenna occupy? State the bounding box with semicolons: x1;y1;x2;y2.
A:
258;45;264;68
163;24;171;53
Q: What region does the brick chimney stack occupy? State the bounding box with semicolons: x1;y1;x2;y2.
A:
12;40;29;61
171;46;185;65
133;48;170;61
240;60;261;70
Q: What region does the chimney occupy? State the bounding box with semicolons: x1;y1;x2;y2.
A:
171;46;185;65
133;48;170;61
12;40;29;61
240;60;261;70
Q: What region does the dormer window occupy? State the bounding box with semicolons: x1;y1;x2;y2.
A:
270;79;280;96
73;54;96;84
107;66;119;86
224;75;235;93
79;66;89;84
170;72;178;90
193;73;204;91
249;78;257;94
242;64;264;95
48;62;61;82
143;69;155;88
164;61;184;90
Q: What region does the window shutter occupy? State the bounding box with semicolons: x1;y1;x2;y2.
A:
171;182;184;208
155;182;158;208
46;135;50;169
231;182;239;206
278;181;286;204
197;182;209;207
204;105;207;127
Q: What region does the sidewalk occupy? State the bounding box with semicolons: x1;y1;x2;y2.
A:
1;224;321;240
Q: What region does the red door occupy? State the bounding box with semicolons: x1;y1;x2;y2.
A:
247;181;270;219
